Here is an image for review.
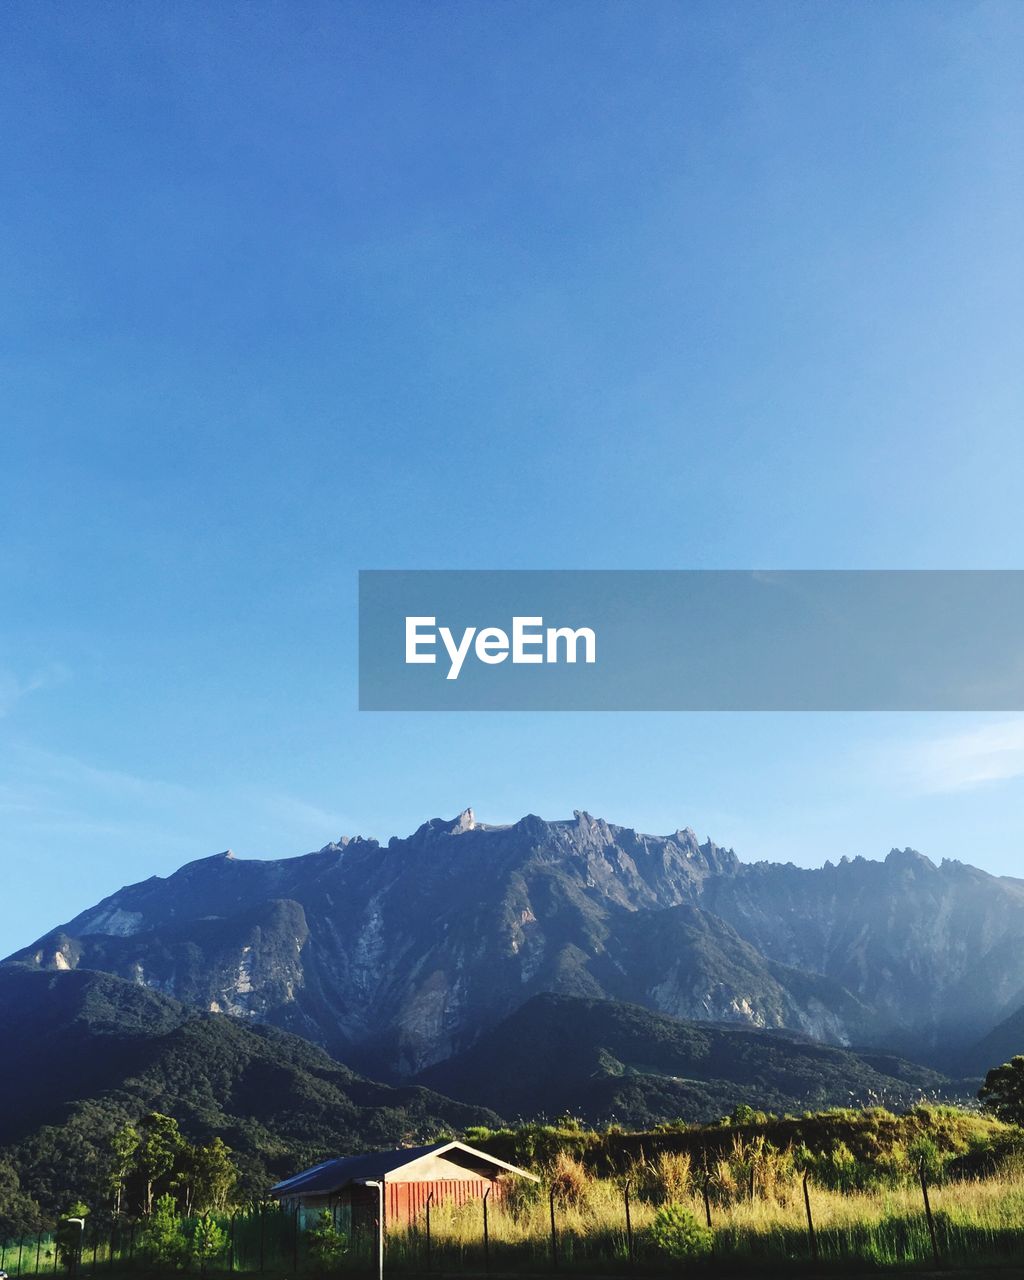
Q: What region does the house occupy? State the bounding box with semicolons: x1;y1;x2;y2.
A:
270;1140;539;1232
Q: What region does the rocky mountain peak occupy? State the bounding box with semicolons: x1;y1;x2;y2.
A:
403;808;478;845
884;847;935;871
7;810;1024;1078
452;806;476;832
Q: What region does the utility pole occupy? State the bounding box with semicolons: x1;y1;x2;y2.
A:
364;1181;385;1280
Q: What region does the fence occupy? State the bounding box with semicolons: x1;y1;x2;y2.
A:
0;1204;391;1278
3;1164;1023;1276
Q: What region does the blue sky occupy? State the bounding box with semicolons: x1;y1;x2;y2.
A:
2;1;1023;951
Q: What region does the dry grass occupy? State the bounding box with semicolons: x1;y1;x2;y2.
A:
381;1136;1024;1272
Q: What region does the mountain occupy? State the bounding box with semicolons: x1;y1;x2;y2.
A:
416;994;947;1126
0;966;498;1222
961;1002;1024;1078
7;810;1024;1075
702;850;1024;1060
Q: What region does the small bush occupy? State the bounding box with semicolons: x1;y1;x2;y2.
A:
649;1204;714;1259
549;1152;590;1209
498;1173;543;1220
190;1214;227;1274
306;1210;348;1273
142;1193;187;1267
653;1151;693;1203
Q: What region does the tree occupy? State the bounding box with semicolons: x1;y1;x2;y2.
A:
109;1123;140;1217
0;1159;43;1240
189;1138;238;1215
979;1056;1024;1126
137;1114;185;1216
142;1193;187;1267
190;1213;228;1276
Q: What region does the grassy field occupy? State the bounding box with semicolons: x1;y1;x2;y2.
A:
3;1107;1024;1276
380;1159;1024;1273
380;1109;1024;1274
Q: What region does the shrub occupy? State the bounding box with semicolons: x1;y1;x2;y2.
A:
648;1204;714;1259
549;1152;590;1209
306;1210;348;1273
653;1152;693;1203
908;1136;944;1183
55;1206;89;1271
142;1193;187;1267
190;1214;227;1275
497;1173;542;1220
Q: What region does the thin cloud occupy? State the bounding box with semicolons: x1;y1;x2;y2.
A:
14;745;193;803
896;718;1024;793
254;792;355;841
0;663;71;717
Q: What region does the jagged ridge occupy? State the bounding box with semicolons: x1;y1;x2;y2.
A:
7;810;1024;1075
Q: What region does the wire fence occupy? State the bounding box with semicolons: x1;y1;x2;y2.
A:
0;1204;391;1278
3;1167;1024;1277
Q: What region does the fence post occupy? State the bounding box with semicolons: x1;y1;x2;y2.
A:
292;1206;299;1273
424;1191;433;1272
549;1187;558;1270
623;1179;633;1265
229;1212;236;1273
802;1171;818;1264
920;1160;941;1267
482;1187;490;1273
259;1203;265;1274
18;1238;24;1276
702;1173;713;1231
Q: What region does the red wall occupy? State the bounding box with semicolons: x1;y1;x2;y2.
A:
354;1177;497;1229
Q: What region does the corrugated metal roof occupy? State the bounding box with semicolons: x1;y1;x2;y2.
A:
270;1141;538;1196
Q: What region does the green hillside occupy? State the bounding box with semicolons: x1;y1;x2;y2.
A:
0;967;498;1230
418;993;948;1125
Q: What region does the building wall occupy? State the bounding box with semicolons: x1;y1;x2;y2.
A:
279;1192;353;1234
280;1154;520;1235
286;1174;503;1234
385;1176;497;1229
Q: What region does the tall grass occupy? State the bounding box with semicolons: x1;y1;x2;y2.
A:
381;1129;1024;1274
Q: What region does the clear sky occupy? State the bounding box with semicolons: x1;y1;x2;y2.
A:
2;1;1023;951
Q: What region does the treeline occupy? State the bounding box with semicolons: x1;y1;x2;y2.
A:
0;1112;238;1240
108;1114;236;1218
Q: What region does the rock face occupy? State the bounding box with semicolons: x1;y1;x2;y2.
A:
703;850;1024;1057
7;810;1024;1075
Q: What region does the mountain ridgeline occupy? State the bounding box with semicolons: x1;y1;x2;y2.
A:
7;810;1024;1080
